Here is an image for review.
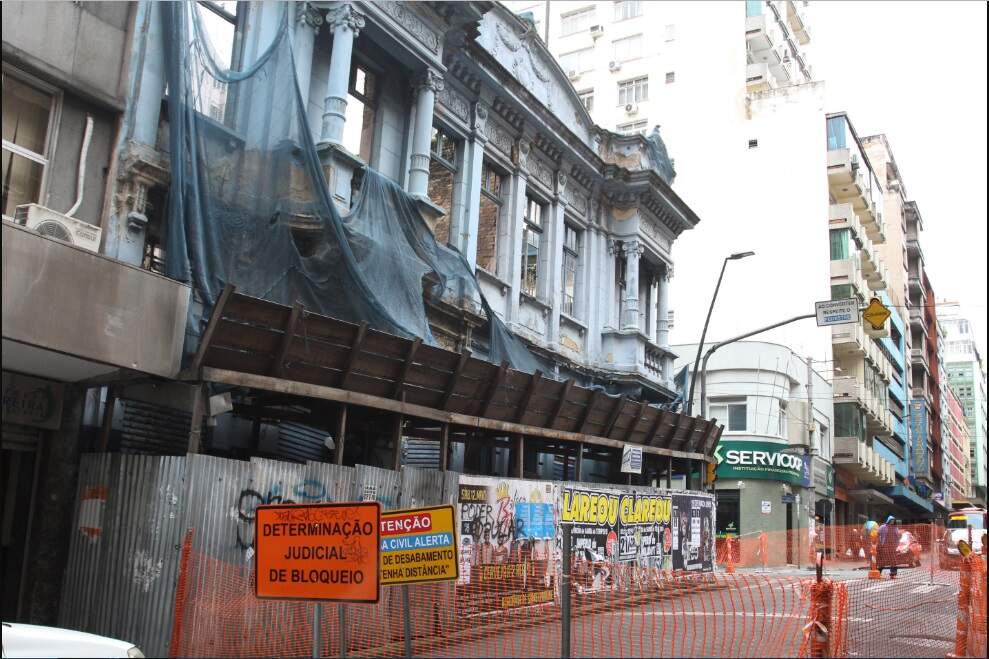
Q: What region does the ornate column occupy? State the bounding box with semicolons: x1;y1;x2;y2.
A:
460;103;489;270
546;171;568;344
657;265;672;347
407;70;444;197
504;139;530;323
293;2;323;113
621;239;644;331
320;4;364;145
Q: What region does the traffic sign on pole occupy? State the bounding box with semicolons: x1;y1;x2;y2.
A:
814;298;858;327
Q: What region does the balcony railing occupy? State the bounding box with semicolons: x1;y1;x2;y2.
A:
745;14;776;53
745;63;772;92
833;436;895;486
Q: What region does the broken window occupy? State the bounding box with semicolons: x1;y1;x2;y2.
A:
428;125;459;245
342;63;376;162
195;1;245;124
562;223;581;317
477;161;504;274
521;196;544;298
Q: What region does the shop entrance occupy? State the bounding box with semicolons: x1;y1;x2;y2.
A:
785;502;794;564
1;424;42;621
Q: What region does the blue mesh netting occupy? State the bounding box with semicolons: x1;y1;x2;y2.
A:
162;2;542;374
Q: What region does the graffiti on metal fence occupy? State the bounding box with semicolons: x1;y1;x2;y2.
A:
234;479;331;549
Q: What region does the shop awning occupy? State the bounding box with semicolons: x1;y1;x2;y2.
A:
882;485;933;513
848;489;894;505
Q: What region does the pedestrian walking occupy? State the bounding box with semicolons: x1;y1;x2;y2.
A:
878;516;901;579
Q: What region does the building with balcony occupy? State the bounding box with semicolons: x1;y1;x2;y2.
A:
504;0;832;363
939;302;988;508
944;365;972;506
2;0;729;631
673;341;835;564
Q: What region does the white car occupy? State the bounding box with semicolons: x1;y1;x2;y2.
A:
1;622;143;658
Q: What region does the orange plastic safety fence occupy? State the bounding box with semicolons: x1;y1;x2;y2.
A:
169;522;980;658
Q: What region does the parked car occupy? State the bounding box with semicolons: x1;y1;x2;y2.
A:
938;507;987;569
894;530;923;567
1;622;143;658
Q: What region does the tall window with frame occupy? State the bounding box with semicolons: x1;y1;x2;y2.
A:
342;62;377;163
562;224;581;317
615;247;627;326
427;125;459;245
618;76;649;105
614;0;642;21
196;1;244;124
521;196;544;298
2;72;56;220
561;7;595;36
477;161;504;274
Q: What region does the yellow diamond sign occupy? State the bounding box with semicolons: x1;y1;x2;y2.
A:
863;298;891;331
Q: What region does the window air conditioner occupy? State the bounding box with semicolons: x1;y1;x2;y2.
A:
14;203;102;253
589;25;603;37
568;69;580;81
624;102;638;114
608;60;621;72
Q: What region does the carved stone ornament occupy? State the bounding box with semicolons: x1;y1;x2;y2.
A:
437;85;469;122
663;265;674;281
622;240;645;258
487;121;514;156
607;239;620;256
529;157;552;188
556;171;568;193
414;69;445;94
513;139;531;170
495;22;551;84
296;2;323;30
472;103;489;137
377;1;439;54
325;4;365;35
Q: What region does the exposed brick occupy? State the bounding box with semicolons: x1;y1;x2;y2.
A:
427;160;453;245
477;195;500;273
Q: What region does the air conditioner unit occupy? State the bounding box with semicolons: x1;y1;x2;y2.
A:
14;203;102;253
850;153;860;170
589;24;603;37
624;102;638;114
608;60;621;72
567;69;580;81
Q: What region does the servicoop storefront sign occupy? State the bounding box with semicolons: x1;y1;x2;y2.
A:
714;440;805;484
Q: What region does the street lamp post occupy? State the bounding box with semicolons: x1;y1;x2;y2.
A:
686;251;754;416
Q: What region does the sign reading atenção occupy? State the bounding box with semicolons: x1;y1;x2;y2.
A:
380;505;458;586
255;502;380;602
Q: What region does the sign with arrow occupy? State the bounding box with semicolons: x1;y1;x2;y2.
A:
862;297;891;331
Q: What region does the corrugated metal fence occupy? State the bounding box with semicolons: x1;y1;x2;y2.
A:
59;453;458;655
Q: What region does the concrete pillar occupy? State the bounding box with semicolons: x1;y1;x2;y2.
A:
621;239;643;331
503;139;531;323
407;70;444;197
457;104;489;270
319;4;364;145
585;226;602;360
546;172;567;344
292;2;321;113
131;1;166;147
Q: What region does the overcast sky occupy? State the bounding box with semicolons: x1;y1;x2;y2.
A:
811;1;987;357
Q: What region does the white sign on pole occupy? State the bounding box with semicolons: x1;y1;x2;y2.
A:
761;500;772;515
815;298;858;327
621;445;643;474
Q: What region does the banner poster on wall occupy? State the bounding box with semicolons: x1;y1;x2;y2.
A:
671;493;715;572
560;486;674;578
454;476;558;617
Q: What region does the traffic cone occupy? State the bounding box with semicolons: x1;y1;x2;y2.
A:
726;536;736;574
867;542;881;580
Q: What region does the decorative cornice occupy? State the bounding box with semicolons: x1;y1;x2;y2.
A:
376;1;440;54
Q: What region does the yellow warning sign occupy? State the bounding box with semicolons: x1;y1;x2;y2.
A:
379;505;458;586
862;298;891;331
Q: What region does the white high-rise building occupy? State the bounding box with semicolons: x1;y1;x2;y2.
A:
505;0;832;362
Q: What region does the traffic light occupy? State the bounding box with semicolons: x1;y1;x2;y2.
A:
706;461;717;486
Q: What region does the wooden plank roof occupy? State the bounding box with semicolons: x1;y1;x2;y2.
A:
188;287;722;461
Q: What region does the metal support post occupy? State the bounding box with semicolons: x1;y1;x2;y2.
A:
561;524;572;658
312;603;322;658
402;585;413;658
338;603;347;658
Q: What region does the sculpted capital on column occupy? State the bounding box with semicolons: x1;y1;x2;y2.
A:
325;4;365;36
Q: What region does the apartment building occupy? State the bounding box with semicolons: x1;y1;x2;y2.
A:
939;302;989;507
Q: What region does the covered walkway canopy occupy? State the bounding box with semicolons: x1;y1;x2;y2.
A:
181;287;723;471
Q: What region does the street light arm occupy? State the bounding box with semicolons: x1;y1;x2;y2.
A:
699;313;816;419
686;258;729;415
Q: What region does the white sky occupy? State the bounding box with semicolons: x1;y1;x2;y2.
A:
811;1;988;358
